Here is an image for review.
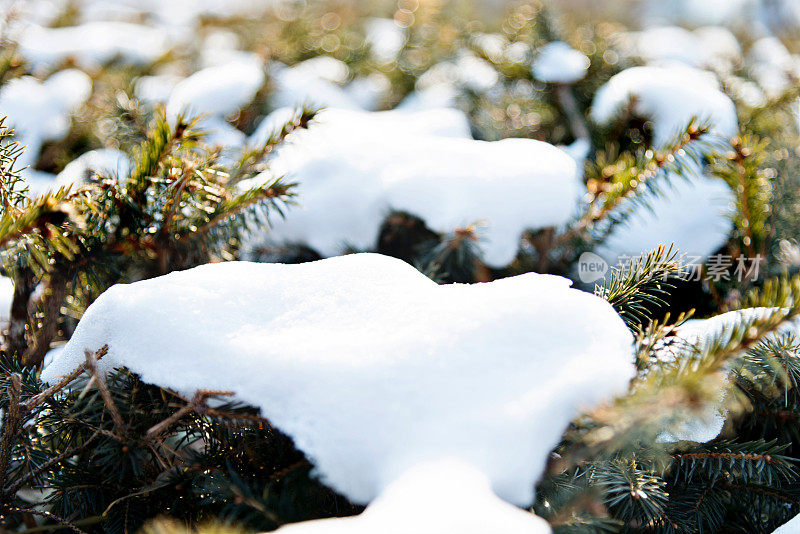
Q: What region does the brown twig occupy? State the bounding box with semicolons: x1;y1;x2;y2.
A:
146;390;234;438
84;349;126;433
4;507;87;534
25;345;108;411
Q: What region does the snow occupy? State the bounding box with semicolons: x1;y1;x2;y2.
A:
748;37;800;97
249;110;577;266
591;65;738;147
596;166;734;264
275;461;550;534
17;22;172;70
270;62;362;111
0;276;13;330
531;41;590;84
165;59;265;122
622;26;740;69
657;308;800;443
55;149;131;187
43;253;634;506
0;69;92;169
134;74;184;105
365;18;406;63
773;513;800;534
590;65;737;263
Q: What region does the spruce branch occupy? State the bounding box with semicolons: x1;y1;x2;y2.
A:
596;245;688;332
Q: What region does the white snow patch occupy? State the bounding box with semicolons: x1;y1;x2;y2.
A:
658;308;800;443
773;512;800;534
591;65;738;147
0;69;92;169
165;59;265;122
748;37;800;98
365;18;406;63
43;253;634;506
275;461;550;534
531;41;590;84
270;62;362;111
597;166;734;264
251;110;576;267
55;149;131;187
134;74;184;105
18;22;172;70
0;276;12;330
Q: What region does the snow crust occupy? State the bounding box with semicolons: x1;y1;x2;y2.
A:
275;461;550;534
531;41;590;84
250;110;577;267
43;253;634;507
591;65;738;147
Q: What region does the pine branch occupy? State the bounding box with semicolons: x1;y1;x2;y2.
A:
596;245;688;332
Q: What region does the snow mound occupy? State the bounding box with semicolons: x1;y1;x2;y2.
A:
252;114;577;266
270;62;361;111
44;253;634;506
275;461;550;534
0;69;92;169
658;308;800;443
591;65;738;148
166;59;265;122
18;22;172;70
55;149;131;187
365;18;406;64
597;167;734;263
531;41;590;83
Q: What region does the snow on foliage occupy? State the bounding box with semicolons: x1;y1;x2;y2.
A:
274;461;551;534
774;512;800;534
591;65;738;147
55;148;131;187
596;166;734;263
165;59;265;122
658;308;799;443
0;69;92;169
43;253;634;506
246;109;577;267
591;65;737;262
17;22;173;70
622;26;741;69
531;41;590;84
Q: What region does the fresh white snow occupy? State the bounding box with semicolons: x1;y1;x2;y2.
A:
591;65;738;147
0;69;92;169
275;461;551;534
43;253;634;506
247;111;577;267
0;276;13;331
17;22;173;70
591;66;737;262
773;513;800;534
531;41;590;84
55;148;131;187
657;308;799;443
165;59;265;122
